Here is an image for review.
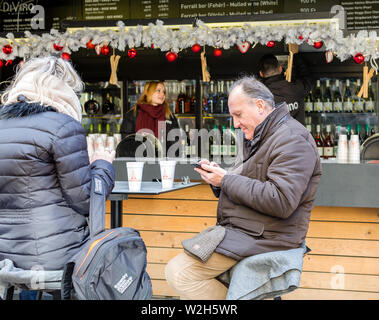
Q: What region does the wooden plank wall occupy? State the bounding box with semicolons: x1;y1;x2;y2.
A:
105;184;379;300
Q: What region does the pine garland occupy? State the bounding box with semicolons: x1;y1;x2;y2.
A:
0;19;378;63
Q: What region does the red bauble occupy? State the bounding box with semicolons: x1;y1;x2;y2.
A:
0;60;3;68
101;45;110;55
353;53;365;64
313;41;323;49
298;35;304;40
86;40;95;49
61;52;71;61
191;44;201;53
213;48;222;57
151;44;155;49
266;41;275;48
128;48;137;59
53;43;63;51
166;51;178;62
2;44;13;54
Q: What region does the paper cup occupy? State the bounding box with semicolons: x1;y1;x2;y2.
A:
126;162;144;192
337;135;348;164
159;160;176;189
105;136;116;151
86;136;95;158
114;133;122;147
94;136;105;152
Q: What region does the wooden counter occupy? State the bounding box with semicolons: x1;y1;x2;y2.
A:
105;183;379;300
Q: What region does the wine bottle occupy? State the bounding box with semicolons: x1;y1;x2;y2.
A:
97;123;102;134
184;124;191;157
184;83;191;114
356;124;364;145
314;125;324;157
323;125;334;159
313;80;323;113
89;123;94;134
363;124;370;142
353;79;364;113
217;81;227;114
190;83;196;114
365;80;375;112
176;82;186;114
220;125;228;156
229;124;236;157
334;124;340;156
346;124;351;141
202;82;210;115
323;80;333;112
332;80;343;113
304;91;313;113
209;124;220;160
207;81;217;114
343;79;353;113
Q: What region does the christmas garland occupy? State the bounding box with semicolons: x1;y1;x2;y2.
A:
0;19;378;67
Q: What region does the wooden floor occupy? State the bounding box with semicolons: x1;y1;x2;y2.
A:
105;184;379;300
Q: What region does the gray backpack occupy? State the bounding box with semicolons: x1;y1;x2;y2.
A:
61;177;152;300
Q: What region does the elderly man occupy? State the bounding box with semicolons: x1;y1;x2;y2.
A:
165;76;321;300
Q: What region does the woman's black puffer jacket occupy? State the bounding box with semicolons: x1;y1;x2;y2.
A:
0;102;115;271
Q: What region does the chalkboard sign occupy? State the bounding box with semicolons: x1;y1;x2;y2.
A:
1;0;378;33
0;0;82;33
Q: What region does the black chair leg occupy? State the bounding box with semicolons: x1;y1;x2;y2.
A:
5;286;15;300
37;291;43;300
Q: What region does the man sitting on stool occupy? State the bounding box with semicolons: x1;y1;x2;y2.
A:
165;76;321;300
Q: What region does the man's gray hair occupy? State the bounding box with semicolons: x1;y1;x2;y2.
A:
229;75;275;109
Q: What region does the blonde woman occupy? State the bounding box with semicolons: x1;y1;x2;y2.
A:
0;56;115;271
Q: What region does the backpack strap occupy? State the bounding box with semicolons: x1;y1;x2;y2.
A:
89;176;106;237
61;262;75;300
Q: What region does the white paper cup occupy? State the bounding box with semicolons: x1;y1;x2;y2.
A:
126;162;144;191
159;160;176;189
86;136;95;158
105;136;116;151
100;133;108;144
94;136;105;152
348;135;360;163
114;133;122;147
337;135;348;164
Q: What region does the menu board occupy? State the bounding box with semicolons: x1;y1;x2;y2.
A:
82;0;128;21
130;0;180;19
0;0;82;33
252;0;284;15
129;1;252;19
1;0;378;33
341;0;379;30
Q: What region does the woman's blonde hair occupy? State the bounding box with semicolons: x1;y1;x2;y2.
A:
132;81;171;119
1;56;84;121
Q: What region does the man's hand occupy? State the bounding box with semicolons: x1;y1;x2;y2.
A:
194;159;227;187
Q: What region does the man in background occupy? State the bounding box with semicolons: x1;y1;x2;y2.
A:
258;48;314;125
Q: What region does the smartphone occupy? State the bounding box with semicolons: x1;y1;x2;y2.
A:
193;162;211;172
192;162;202;170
